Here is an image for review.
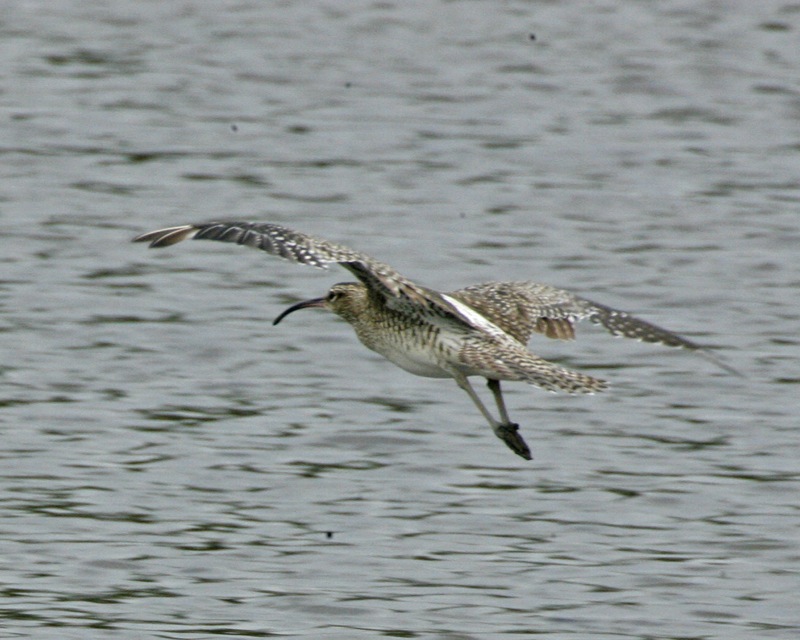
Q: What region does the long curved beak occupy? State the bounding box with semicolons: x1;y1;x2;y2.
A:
272;296;326;326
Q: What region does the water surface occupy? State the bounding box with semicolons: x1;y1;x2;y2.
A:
2;1;799;638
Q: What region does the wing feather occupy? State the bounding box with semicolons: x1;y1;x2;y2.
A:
448;281;588;344
449;281;738;375
134;221;487;333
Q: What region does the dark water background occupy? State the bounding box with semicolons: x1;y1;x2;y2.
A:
2;1;799;638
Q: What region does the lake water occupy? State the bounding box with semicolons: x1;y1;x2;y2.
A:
2;1;799;638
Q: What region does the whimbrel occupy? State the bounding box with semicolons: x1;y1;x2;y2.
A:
134;221;734;460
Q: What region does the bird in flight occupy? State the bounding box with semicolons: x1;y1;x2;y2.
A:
134;221;735;460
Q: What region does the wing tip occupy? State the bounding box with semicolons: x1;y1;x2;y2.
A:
132;225;198;248
697;349;745;378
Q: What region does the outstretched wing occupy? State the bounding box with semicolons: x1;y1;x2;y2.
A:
449;281;739;375
133;221;498;335
450;281;586;343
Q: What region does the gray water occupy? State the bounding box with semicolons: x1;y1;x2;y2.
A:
2;1;799;638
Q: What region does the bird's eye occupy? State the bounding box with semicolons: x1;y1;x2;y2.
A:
328;291;339;301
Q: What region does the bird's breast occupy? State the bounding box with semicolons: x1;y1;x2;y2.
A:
352;319;462;379
373;341;455;378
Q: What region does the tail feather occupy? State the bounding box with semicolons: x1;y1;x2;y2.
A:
459;338;607;394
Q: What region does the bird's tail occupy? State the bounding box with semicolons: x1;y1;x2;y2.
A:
460;340;607;394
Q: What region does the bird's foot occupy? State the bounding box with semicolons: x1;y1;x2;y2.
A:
495;423;532;461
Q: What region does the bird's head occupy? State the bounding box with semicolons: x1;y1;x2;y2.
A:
272;282;369;326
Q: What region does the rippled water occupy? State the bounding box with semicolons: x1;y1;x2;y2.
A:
2;1;799;638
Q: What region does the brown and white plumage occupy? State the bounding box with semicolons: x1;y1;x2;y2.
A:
449;281;739;374
133;220;734;460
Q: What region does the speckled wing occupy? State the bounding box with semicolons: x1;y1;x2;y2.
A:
450;280;707;348
133;221;482;330
134;221;376;268
575;296;706;349
450;280;738;374
449;281;589;343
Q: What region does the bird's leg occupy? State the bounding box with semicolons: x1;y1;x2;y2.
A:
451;373;532;461
486;378;531;460
486;379;511;425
